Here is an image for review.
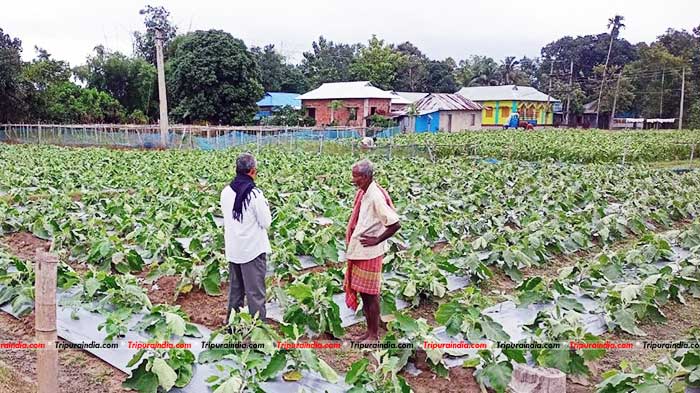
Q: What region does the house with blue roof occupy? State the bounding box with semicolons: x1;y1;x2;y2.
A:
256;92;301;120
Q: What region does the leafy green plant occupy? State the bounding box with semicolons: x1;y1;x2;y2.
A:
345;352;413;393
87;238;145;273
279;272;344;337
383;312;451;377
123;347;195;393
524;308;606;375
133;304;202;339
463;349;523;393
198;310;278;364
0;250;35;317
388;249;449;307
435;287;508;341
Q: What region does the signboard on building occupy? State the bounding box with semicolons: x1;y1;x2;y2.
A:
552;102;563;113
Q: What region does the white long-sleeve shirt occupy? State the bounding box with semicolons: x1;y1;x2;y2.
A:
220;186;272;264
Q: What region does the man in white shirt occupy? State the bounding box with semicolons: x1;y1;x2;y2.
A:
344;159;400;342
220;153;272;323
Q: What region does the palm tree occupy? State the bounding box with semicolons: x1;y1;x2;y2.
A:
595;15;626;127
469;61;500;86
328;100;344;125
500;56;520;85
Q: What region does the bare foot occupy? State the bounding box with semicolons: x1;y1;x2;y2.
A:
352;331;370;341
360;335;379;344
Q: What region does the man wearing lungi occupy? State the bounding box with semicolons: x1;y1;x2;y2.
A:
344;159;401;342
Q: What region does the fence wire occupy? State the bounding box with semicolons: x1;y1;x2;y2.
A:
1;124;697;169
0;124;402;151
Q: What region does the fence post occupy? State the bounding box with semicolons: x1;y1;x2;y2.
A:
35;250;58;393
319;130;324;155
257;129;261;154
427;144;435;163
690;144;695;166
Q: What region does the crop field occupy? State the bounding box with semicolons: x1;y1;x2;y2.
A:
1;130;700;393
386;129;700;163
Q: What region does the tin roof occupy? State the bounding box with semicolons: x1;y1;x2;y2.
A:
394;93;482;116
256;92;301;109
456;85;560;103
395;91;430;103
390;92;412;105
298;81;395;100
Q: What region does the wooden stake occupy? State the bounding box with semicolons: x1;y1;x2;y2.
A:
679;67;686;130
35;249;58;393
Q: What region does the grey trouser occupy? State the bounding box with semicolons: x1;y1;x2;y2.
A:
227;253;267;321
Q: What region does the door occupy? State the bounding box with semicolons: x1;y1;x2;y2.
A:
447;113;453;132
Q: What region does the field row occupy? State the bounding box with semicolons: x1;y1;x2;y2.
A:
384;129;700;163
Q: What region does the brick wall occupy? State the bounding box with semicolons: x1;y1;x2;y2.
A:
302;98;391;127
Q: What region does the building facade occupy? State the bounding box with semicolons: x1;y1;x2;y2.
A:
395;93;482;132
456;85;560;127
298;82;394;127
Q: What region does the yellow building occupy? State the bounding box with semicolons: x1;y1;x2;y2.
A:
456;85;560;127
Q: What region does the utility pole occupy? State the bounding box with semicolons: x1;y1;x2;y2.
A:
565;59;573;125
547;59;554;125
155;29;169;147
679;67;685;130
609;71;623;130
659;69;665;117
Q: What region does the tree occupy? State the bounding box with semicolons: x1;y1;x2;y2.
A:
394;42;429;92
166;30;263;125
251;44;308;93
595;15;626;126
499;56;520;84
517;56;541;87
0;28;27;122
23;47;71;90
589;65;635;115
625;45;687;118
75;46;157;120
22;47;72;120
425;59;458;92
301;36;359;88
456;55;499;87
328;100;344;125
43;81;125;123
350;35;406;91
133;5;178;64
687;99;700;129
540;33;638;95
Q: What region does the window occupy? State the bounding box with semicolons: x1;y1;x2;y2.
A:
348;107;358;121
306;107;316;119
370;107;377;115
470;114;476;126
501;107;510;118
485;107;494;118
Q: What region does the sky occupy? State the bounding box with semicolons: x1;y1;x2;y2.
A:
2;0;699;67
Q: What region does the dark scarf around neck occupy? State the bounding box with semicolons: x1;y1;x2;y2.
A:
230;173;256;221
